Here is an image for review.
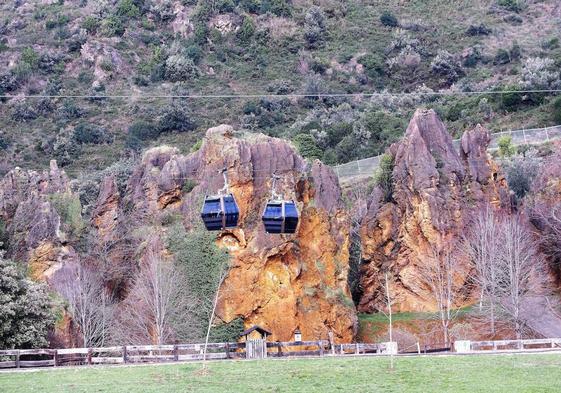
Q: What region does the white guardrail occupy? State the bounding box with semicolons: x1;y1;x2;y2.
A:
333;125;561;181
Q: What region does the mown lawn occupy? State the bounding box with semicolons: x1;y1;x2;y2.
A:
1;353;561;392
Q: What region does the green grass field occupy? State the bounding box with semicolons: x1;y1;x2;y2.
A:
1;354;560;392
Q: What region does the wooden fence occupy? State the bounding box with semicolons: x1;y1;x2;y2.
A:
468;338;561;352
0;341;385;369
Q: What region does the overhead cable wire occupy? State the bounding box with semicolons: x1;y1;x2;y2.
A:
2;88;561;99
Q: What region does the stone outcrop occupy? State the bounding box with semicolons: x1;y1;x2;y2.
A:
114;125;357;342
0;160;76;281
359;109;509;313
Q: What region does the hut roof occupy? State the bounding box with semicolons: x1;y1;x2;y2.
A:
240;325;272;337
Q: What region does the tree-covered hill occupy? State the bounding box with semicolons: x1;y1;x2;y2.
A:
0;0;560;176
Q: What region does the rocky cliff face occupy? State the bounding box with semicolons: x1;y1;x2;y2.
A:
0;160;77;282
359;109;509;313
94;125;357;342
1;125;357;344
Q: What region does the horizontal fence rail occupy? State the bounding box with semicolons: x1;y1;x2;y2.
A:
461;338;561;353
333;125;561;182
0;340;395;370
2;338;560;369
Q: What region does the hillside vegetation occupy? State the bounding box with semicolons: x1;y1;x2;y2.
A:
0;0;560;176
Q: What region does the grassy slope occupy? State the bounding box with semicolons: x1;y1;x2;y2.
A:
1;354;561;392
1;0;559;176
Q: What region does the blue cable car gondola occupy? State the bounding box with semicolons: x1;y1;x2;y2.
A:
262;175;299;234
201;169;240;231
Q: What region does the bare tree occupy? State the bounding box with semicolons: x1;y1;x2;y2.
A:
84;229;137;300
114;246;196;345
420;244;464;347
345;183;370;303
54;262;114;347
497;214;547;339
462;206;501;335
530;201;561;282
378;271;395;368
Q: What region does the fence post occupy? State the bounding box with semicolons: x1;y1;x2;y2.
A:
173;345;179;362
546;128;550;142
225;343;230;360
355;343;359;355
319;341;324;357
87;348;92;365
416;342;421;355
122;346;128;364
328;331;335;356
53;349;58;367
15;350;20;369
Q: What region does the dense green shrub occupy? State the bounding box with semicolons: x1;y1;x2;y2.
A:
209;318;245;342
265;0;292;16
184;44;203;64
56;100;85;122
521;57;561;90
164;55;200;82
503;154;540;199
494;49;511;65
167;224;230;340
116;0;141;18
52;127;82;165
498;135;516;157
500;85;523;111
158;105;196;133
466;24;491;36
193;22;208;46
82;16;100;34
430;50;464;84
380;11;398;27
497;0;526;13
73;123;110;144
462;47;482;67
0;255;54;349
358;54;385;80
11;103;38;122
21;47;39;70
128;120;158;141
45;14;69;29
237;16;255;43
304;6;327;49
542;37;560;50
510;41;521;61
50;193;85;238
374;153;394;202
182;179;197;194
292;134;322;160
101;16;125;37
